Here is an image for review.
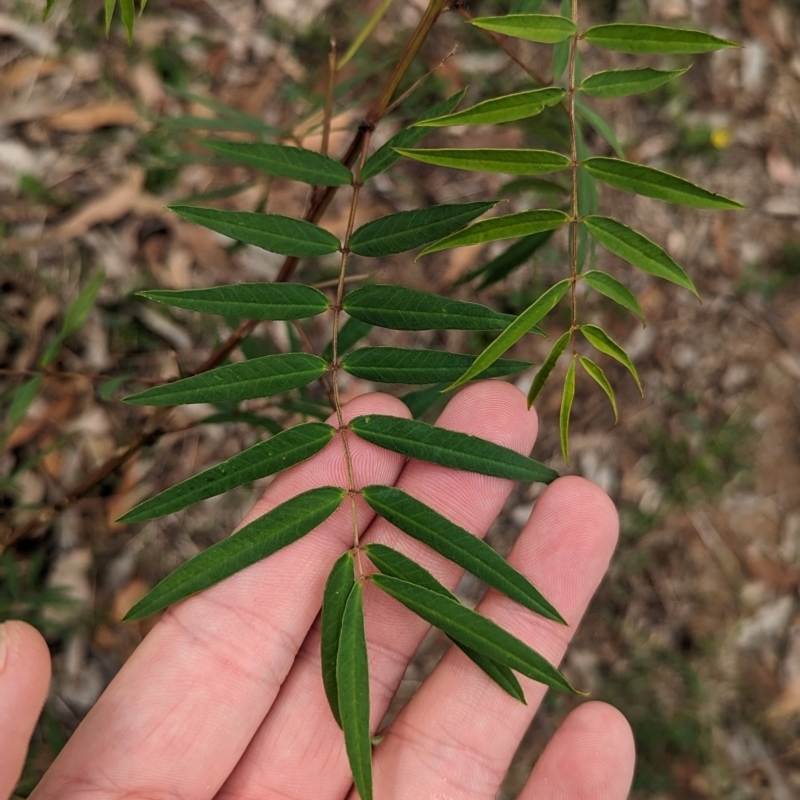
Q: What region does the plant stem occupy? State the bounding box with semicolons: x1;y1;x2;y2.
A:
567;0;580;356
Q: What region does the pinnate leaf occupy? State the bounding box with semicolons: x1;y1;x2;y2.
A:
583;23;739;54
342;285;530;332
527;330;570;407
362;485;564;622
559;358;576;464
447;278;571;391
337;583;372;800
583;216;698;297
419;210;568;256
118;423;335;523
394;148;571;176
578;356;618;421
470;14;576;43
124;353;327;406
416;88;565;127
582;269;644;321
580;324;642;394
341;347;532;384
364;543;524;701
371;575;576;692
138;283;330;320
349;202;496;257
321;551;355;728
349;415;558;483
169;206;341;256
582;158;743;210
580;67;689;99
124;486;345;620
201;141;352;185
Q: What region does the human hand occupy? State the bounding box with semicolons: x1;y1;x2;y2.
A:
8;382;634;799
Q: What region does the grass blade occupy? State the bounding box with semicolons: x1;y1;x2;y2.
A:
124;487;346;620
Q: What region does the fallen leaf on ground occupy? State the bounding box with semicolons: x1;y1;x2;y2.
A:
46;101;142;132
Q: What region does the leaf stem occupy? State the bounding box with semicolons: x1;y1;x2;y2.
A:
568;0;580;356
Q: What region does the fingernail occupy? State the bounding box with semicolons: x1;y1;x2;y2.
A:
0;623;8;674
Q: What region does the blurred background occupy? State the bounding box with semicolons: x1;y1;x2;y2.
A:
1;0;799;797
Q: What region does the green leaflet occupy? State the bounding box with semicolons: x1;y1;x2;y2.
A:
364;543;524;701
349;202;497;258
371;575;576;693
580;324;642;394
419;210;568;257
582;158;743;210
470;14;576;43
361;89;467;181
457;231;554;289
447;278;571;391
341;347;532;384
394;148;571;176
580;67;689;99
527;330;571;407
583;23;739;54
138;284;331;320
119;0;134;43
118;422;335;523
104;0;117;33
349;415;558;484
342;285;528;332
362;485;564;623
321;551;356;728
124;487;346;620
576;100;624;159
124;353;327;406
322;317;373;361
201;141;352;186
167;88;279;138
169;206;341;257
415;88;566;127
578;356;618;422
583;216;698;297
582;269;644;321
559;358;576;465
337;583;373;800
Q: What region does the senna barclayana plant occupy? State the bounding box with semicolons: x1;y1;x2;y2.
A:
112;4;741;799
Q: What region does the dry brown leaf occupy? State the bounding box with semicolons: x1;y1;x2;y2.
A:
767;676;800;721
46;101;142;132
0;57;64;91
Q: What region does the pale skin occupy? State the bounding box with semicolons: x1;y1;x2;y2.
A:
1;382;635;800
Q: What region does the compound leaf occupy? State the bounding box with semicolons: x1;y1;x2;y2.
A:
321;551;356;728
124;486;346;620
470;14;576;43
350;201;497;257
371;575;576;693
394;148;571;176
583;23;739;54
362;485;564;622
582;269;644;321
124;353;327;406
580;67;689;99
341;347;532;384
583;216;698;297
349;415;558;483
582;158;743;210
447;278;571;390
527;330;570;407
201;141;352;185
138;283;331;320
416;88;565;127
337;582;373;800
364;543;524;702
419;210;568;256
118;422;335;523
580;324;642;394
578;356;618;422
169;206;341;256
559;358;576;464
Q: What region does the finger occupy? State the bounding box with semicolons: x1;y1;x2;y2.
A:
32;393;409;800
220;381;540;800
519;702;635;800
0;621;51;800
364;476;619;799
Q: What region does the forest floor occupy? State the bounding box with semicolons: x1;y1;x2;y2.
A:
2;1;800;797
